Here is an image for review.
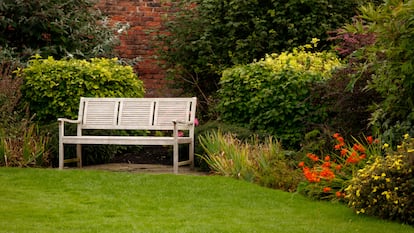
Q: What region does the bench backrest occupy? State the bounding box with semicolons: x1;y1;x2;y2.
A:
78;97;197;131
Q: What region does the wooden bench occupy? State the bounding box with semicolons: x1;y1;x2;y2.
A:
58;97;197;174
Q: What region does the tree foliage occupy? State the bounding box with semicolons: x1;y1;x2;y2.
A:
155;0;366;112
340;0;414;142
0;0;120;59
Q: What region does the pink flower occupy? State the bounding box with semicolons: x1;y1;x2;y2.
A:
177;131;184;137
194;118;199;126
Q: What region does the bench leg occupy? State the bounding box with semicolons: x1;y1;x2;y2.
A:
59;141;64;169
173;143;179;174
76;144;82;168
189;142;194;169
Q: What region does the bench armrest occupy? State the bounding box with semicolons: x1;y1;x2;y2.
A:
58;118;81;124
172;120;193;126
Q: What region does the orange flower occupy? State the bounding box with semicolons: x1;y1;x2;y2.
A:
322;161;331;168
320;167;335;181
340;148;348;156
323;187;331;193
298;161;305;168
336;191;343;198
334;143;344;150
306;153;319;162
335;164;342;171
303;167;320;183
324;155;330;161
352;143;365;153
346;151;360;164
333;133;341;139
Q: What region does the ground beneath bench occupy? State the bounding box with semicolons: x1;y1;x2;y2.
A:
84;146;208;175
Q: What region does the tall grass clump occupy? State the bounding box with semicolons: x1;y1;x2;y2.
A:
198;131;301;192
0;121;50;167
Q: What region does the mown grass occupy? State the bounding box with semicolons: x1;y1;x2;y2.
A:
0;167;412;233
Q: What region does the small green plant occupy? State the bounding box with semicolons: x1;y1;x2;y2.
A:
19;56;145;122
198;130;301;192
345;134;414;225
298;133;382;200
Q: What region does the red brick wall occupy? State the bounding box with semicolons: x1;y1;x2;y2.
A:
96;0;177;97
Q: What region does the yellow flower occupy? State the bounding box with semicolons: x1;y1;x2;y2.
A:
383;143;389;149
381;191;391;200
404;134;409;140
311;38;320;46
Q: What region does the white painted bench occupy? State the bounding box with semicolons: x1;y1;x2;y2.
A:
58;97;197;174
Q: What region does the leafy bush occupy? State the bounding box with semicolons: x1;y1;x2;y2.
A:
198;131;301;192
340;0;414;144
345;134;414;225
154;0;365;115
298;133;382;200
217;42;342;148
0;0;123;59
20;56;145;122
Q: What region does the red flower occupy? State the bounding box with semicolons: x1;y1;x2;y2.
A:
340;148;348;156
366;136;373;144
323;187;331;193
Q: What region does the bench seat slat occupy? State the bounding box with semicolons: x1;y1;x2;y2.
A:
61;136;192;145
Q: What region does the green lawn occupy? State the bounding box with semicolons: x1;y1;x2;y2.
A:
0;167;412;233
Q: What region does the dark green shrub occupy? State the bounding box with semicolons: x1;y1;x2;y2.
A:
345;134;414;225
20;56;145;122
154;0;366;116
0;0;122;59
217;43;342;148
340;0;414;144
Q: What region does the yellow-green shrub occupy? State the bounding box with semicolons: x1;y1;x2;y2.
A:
20;56;145;122
345;134;414;225
217;41;342;148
